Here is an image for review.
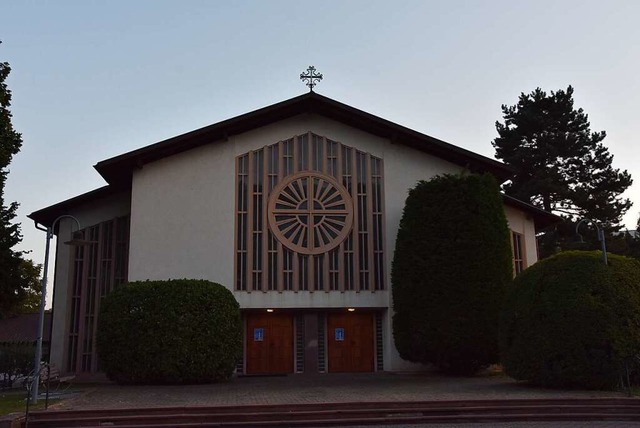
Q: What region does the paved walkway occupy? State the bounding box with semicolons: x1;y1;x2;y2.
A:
51;372;631;410
345;423;640;427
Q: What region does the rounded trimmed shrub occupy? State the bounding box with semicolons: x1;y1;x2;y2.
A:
97;279;242;384
500;251;640;389
392;173;513;375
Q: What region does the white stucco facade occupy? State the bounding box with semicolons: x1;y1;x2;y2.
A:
128;113;464;288
50;191;130;370
41;97;548;375
125;113;523;371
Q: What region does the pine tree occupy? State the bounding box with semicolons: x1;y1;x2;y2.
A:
493;86;632;228
0;41;41;319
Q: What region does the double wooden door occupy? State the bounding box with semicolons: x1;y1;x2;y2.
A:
327;312;374;372
246;312;294;374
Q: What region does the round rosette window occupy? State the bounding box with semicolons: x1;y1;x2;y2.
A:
268;171;354;255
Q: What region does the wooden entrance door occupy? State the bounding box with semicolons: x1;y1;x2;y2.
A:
327;312;374;372
246;312;294;374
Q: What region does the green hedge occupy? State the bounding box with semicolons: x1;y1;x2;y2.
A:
0;342;33;388
392;173;513;375
97;279;242;384
500;251;640;389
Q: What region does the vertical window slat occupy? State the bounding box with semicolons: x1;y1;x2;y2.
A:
67;216;129;374
512;231;525;276
350;148;360;291
234;134;385;295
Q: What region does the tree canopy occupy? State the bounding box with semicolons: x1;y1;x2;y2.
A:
0;41;41;319
492;86;632;230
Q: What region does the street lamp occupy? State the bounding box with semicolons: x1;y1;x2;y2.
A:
575;218;608;265
32;215;87;403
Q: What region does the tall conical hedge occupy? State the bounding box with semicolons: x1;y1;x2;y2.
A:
392;173;513;375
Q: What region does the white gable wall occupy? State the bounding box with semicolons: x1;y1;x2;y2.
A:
128;113;465;292
128;113;468;371
40;106;545;375
127;113;537;371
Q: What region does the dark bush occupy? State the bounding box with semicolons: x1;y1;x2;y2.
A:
392;173;513;375
97;279;242;384
0;341;33;388
500;251;640;389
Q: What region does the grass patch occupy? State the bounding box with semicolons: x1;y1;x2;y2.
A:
0;391;58;416
630;386;640;397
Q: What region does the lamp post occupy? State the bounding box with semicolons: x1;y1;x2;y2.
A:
32;215;83;403
575;218;608;265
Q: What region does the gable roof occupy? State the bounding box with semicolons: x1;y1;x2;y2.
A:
29;185;118;227
32;92;542;228
94;91;513;186
0;313;51;343
502;194;560;229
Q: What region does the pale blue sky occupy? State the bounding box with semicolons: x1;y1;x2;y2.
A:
2;1;639;305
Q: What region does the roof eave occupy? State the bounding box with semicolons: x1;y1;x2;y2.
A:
94;93;314;185
94;92;514;184
28;185;123;228
503;194;561;229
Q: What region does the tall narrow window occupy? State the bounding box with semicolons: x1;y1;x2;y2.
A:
67;216;130;373
235;133;385;293
236;155;249;290
512;231;525;275
252;149;264;291
81;226;99;372
356;151;369;291
67;241;84;372
371;158;384;290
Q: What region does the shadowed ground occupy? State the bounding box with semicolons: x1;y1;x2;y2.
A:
51;372;628;411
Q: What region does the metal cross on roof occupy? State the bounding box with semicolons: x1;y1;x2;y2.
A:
300;66;323;91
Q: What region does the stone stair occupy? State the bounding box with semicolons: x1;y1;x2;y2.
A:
21;398;640;427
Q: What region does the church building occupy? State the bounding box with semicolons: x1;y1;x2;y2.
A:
30;86;556;377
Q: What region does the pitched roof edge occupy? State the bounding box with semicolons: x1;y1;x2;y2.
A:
308;93;514;179
502;194;561;229
94;92;514;185
28;185;126;228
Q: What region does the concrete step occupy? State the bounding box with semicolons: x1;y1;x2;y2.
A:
21;398;640;427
